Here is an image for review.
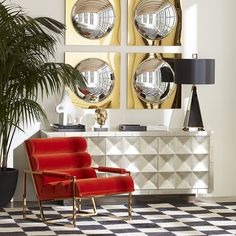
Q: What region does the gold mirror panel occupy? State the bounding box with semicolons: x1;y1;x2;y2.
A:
134;58;175;104
128;53;181;109
128;0;182;46
134;0;177;40
72;0;115;39
66;0;120;45
65;52;120;109
75;58;115;103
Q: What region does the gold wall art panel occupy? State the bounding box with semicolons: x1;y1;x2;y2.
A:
127;53;181;109
66;0;121;45
65;52;120;109
128;0;182;46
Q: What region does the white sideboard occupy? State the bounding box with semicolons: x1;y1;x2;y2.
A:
41;130;213;195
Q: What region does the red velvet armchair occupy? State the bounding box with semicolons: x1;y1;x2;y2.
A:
23;137;134;226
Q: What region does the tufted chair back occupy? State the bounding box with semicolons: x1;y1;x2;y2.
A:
25;137;97;198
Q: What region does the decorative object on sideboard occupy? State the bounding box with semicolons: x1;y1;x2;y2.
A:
146;124;168;131
65;52;120;109
56;90;74;125
52;123;86;132
128;0;182;46
66;0;121;45
174;56;215;131
94;108;108;131
119;124;147;131
127;53;181;109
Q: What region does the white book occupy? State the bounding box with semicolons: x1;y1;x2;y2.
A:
146;124;168;131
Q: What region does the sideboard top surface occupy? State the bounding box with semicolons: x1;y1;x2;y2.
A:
41;129;212;138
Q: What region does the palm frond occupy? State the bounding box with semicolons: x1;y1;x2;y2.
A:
0;1;86;169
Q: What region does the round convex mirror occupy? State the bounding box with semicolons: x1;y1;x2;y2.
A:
134;0;177;40
134;58;175;104
75;58;115;103
71;0;115;39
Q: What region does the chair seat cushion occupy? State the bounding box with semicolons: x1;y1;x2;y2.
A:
78;176;134;197
40;176;134;200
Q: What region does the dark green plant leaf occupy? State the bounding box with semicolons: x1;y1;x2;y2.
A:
0;1;86;169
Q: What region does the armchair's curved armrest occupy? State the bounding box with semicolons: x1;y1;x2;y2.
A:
24;170;74;180
94;166;130;175
24;170;42;175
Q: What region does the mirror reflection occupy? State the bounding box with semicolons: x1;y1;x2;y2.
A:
134;0;177;40
134;58;175;104
72;0;115;39
75;58;115;103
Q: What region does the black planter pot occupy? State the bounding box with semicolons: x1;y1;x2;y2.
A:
0;168;18;207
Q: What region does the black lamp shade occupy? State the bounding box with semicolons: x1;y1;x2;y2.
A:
174;59;215;84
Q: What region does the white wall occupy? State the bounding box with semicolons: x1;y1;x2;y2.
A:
8;0;236;198
196;0;236;196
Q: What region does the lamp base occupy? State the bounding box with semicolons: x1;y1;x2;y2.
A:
182;127;205;132
183;85;204;131
183;127;189;131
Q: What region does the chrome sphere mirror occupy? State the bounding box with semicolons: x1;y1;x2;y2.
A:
75;58;115;103
71;0;115;39
134;0;177;40
134;58;175;104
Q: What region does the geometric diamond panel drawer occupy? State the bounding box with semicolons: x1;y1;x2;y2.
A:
192;171;209;188
91;155;105;167
175;137;192;154
133;172;157;190
106;137;123;155
175;154;192;172
123;137;140;155
159;137;175;154
175;172;193;189
192;137;209;154
159;154;175;172
41;130;212;195
106;154;157;173
158;172;175;189
192;154;209;171
87;138;106;156
140;137;157;154
106;155;141;172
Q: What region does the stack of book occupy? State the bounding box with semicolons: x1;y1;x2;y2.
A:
119;124;147;131
146;124;168;131
52;124;85;132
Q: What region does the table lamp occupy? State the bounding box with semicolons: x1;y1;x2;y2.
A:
174;58;215;131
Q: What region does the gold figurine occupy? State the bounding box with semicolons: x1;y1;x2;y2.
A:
94;108;108;131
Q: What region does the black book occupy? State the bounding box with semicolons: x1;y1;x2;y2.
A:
53;123;85;132
119;124;147;131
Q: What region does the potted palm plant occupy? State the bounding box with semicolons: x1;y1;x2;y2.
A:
0;2;85;206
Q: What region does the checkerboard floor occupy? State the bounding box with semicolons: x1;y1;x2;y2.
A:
1;201;236;235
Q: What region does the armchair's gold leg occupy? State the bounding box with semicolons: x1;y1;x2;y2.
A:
23;172;27;218
78;198;82;211
72;177;77;227
91;197;97;214
38;200;45;222
76;197;97;216
128;192;132;220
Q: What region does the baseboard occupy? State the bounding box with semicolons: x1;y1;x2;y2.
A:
64;194;196;206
